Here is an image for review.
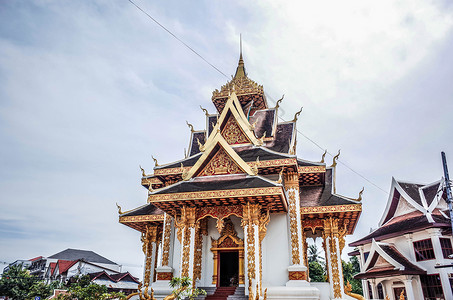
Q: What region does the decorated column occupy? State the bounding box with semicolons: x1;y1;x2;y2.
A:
141;224;159;289
176;206;197;281
323;217;346;299
242;203;261;299
284;172;307;281
156;212;174;281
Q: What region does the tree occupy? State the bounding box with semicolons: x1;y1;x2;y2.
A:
308;261;326;282
342;256;363;295
168;277;206;300
57;275;125;300
0;264;56;300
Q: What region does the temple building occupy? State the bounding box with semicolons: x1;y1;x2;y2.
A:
349;178;453;300
117;52;363;300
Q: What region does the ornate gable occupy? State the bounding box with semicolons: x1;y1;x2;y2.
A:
198;147;244;176
221;115;251;145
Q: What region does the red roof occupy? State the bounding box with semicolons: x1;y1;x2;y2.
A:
57;260;78;274
49;262;57;276
29;256;43;261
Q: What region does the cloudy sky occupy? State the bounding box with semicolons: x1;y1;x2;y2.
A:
1;0;453;279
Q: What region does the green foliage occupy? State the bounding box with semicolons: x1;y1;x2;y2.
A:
168;277;206;300
0;264;56;300
342;256;363;295
56;275;125;300
308;261;326;282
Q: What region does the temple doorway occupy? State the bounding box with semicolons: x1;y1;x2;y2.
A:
219;251;239;287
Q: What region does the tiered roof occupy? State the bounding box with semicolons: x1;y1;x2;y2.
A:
119;53;362;233
350;178;450;246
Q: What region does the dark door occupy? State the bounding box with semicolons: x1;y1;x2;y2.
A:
219;251;239;287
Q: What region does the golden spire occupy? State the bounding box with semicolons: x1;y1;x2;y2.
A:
320;150;327;163
330;150;340;167
234;34;247;79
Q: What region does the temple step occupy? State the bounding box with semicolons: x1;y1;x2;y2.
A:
203;287;237;300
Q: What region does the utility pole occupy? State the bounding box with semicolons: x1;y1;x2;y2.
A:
441;152;453;234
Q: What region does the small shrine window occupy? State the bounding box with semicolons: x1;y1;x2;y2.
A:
377;283;384;299
420;274;444;300
413;238;435;261
440;238;453;259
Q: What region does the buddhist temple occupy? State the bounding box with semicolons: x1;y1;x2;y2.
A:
117;51;363;300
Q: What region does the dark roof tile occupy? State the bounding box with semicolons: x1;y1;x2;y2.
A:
48;249;117;265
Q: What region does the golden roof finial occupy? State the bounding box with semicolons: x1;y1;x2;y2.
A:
186;121;194;132
289;137;297;155
197;138;205;152
330;150;340;167
200;105;209;116
181;163;190;181
249;119;257;131
275;94;284;109
152;155;159;167
292;107;303;122
357;187;364;201
252;156;259;175
139;165;146;177
234;34;247;79
258;131;266;146
116;203;123;215
277;167;285;184
320;150;327;163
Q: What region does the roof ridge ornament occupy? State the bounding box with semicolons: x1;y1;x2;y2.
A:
330;150;340;168
116;203;123;215
152;155;159;167
275;94;284;109
292;107;303;122
186;121;194;132
277;167;285;184
251;156;259;175
320;150;327;163
357;187;364;201
139;165;146;177
200;105;209;116
196;138;205;152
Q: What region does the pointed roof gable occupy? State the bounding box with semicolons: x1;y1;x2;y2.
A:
182;132;256;180
355;240;425;279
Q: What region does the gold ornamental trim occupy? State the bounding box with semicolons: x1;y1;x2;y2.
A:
298;166;326;173
153;158;298;177
142;177;162;184
119;214;165;223
148;187;283;202
300;204;361;214
154;167;191;176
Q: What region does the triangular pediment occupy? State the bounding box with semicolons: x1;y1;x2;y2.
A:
209;92;263;146
197;146;244;176
182;132;256;180
364;240;403;271
221;114;251;145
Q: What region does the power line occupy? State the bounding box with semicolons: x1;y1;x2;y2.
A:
127;0;229;79
126;0;389;196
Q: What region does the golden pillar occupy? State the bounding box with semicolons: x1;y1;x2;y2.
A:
323;217;345;299
141;224;158;288
176;206;197;279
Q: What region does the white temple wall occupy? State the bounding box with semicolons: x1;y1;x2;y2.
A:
262;213;289;287
171;225;181;277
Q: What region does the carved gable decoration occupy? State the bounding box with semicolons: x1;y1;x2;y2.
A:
198;147;243;176
218;236;239;248
211;218;244;249
221;116;250;145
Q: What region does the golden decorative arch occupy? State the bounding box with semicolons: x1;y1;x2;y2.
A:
210;218;245;285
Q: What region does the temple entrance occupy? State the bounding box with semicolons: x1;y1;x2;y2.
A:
219;251;239;286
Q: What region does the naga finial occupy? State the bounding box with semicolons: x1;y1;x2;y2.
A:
320;150;327;163
250;120;257;131
186;121;194;132
139;165;146;177
292;107;303;122
277;167;285;184
289;138;297;155
330;150;340;167
116;203;123;215
152;155;159;167
200;105;209;116
197;138;205;152
252;156;259;175
258;131;266;145
357;187;364;201
275;94;284;109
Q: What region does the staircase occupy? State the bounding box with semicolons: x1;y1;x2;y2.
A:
205;287;237;300
193;286;247;300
